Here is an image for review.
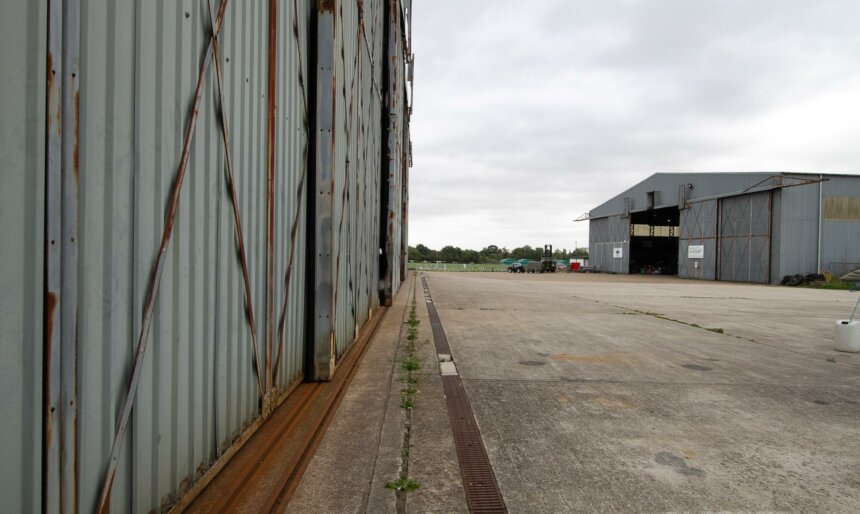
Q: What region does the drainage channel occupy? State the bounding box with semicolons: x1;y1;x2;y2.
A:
421;275;507;514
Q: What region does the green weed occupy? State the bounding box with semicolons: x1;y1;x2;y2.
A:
385;478;421;492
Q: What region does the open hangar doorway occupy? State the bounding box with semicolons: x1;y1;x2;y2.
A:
628;206;680;275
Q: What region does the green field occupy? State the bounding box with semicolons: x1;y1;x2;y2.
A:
408;262;508;272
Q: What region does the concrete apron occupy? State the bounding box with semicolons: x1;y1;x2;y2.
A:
288;270;860;513
425;271;860;513
286;272;468;513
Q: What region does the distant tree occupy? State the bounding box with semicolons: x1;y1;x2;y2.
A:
462;250;481;263
417;243;435;261
511;245;536;260
411;243;578;263
479;245;503;263
438;245;463;263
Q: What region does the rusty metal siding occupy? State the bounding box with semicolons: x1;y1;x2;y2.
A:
331;0;387;358
380;0;407;305
323;0;404;359
357;0;386;325
0;1;46;511
72;0;315;511
2;0;408;511
273;0;311;391
72;2;279;511
333;0;357;358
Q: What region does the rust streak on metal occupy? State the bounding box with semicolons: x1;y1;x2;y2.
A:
273;143;308;381
43;291;58;450
293;0;309;121
265;0;278;401
206;0;265;403
47;52;62;138
330;0;364;343
47;52;55;96
273;0;312;381
45;291;58;353
95;3;230;513
73;90;79;182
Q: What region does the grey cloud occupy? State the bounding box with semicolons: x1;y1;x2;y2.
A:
409;0;860;250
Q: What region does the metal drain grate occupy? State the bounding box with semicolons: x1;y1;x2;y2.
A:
422;275;507;513
422;276;452;355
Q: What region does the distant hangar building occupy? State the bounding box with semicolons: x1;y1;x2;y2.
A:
588;173;860;284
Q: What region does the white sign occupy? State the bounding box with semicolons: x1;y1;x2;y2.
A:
688;245;705;259
613;247;623;259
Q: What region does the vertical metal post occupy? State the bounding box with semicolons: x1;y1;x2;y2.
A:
313;0;336;381
45;0;79;511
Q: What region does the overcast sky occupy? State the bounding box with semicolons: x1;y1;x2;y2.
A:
408;0;860;252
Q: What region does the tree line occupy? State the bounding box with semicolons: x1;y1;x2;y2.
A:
408;244;589;264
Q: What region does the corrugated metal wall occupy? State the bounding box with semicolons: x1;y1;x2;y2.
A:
821;176;860;277
778;176;860;279
588;215;629;273
0;2;46;512
778;182;820;278
717;192;771;283
678;199;718;280
331;0;386;358
382;0;408;303
0;0;411;512
770;190;783;284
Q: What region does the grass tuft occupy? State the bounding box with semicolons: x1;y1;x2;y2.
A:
385;478;421;492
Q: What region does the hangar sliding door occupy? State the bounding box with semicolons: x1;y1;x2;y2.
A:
679;200;718;280
717;192;771;283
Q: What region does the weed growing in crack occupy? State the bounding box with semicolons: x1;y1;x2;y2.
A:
401;357;422;372
389;286;424;496
385;478;421;492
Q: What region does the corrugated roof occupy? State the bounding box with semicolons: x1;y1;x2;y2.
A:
590;172;860;220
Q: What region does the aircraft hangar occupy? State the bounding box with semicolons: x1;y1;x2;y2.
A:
588;172;860;284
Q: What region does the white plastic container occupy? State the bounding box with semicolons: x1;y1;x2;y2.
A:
834;320;860;353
